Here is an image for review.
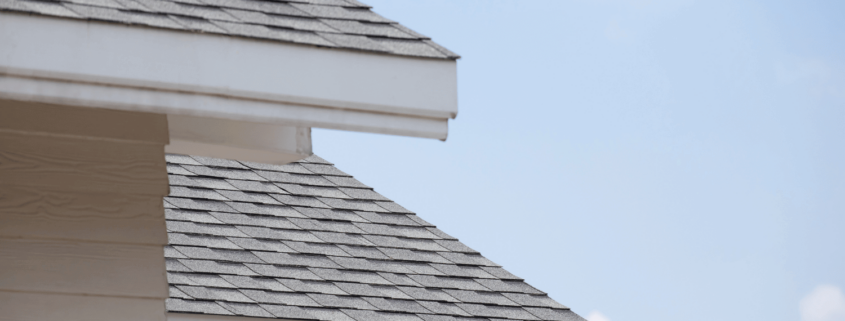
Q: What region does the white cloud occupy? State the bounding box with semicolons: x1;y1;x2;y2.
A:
801;285;845;321
587;310;611;321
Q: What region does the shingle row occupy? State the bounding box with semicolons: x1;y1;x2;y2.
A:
0;0;460;58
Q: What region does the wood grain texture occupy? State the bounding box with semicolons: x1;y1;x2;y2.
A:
0;101;169;144
0;186;167;244
0;131;169;195
0;238;168;298
0;290;166;321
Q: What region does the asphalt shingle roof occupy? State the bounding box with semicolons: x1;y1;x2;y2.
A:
163;154;583;321
0;0;458;59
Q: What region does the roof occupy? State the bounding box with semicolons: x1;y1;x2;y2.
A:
0;0;459;59
162;154;585;321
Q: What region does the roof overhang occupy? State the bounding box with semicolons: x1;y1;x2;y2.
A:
0;12;457;162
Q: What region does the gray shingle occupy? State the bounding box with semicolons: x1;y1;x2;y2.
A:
320;198;388;212
257;170;336;186
372;285;414;300
289;3;390;23
501;294;568;309
302;308;358;321
170;186;229;201
217;301;275;318
166;258;192;272
438;252;498;266
376;273;422;287
277;183;350;198
199;0;309;17
442;289;518;306
339;188;391;201
417;301;469;316
179;259;259;275
356;212;418;226
324;175;370;188
165;197;237;212
167;221;249;237
168;14;227;32
364;297;431;313
362;235;448;251
319;19;415;39
434;240;478;254
307;294;377;310
237;226;322;242
523;308;585;321
177;286;255;302
227;202;307;217
227;237;296;252
191;155;248;169
165;246;188;258
166;208;225;223
309;268;391;285
338;245;388;259
300;163;351;176
312;231;374;246
166;154;203;165
271;194;332;208
375;201;415;214
170;286;192;299
241;289;321;306
0;0;78;17
243;161;313;174
480;267;521;281
330;257;413;274
370;38;447;58
407;275;490;291
260;304;319;320
167;298;233;315
429;264;496;279
253;252;341;269
380;248;451;264
246;264;323;280
182;165;267;181
301;280;349;295
167;164;196;176
284;241;350;257
333;282;382;297
226;179;288;194
473;280;544;295
211;212;300;229
186;273;239;288
427;227;457;240
221;275;290;291
455;304;539;320
300;154;333;164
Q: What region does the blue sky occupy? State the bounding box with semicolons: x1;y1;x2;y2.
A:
312;1;845;320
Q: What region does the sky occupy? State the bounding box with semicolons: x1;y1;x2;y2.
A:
311;1;845;321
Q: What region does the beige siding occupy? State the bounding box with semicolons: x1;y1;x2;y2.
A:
0;291;166;321
0;101;170;320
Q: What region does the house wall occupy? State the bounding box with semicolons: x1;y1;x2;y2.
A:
0;101;171;321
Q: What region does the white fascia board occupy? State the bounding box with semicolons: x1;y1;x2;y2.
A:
168;313;296;321
0;13;457;140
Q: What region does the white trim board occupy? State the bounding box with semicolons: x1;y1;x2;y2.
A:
0;13;457;140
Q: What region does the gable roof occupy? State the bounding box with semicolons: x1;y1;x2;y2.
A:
162;154;584;321
0;0;458;59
